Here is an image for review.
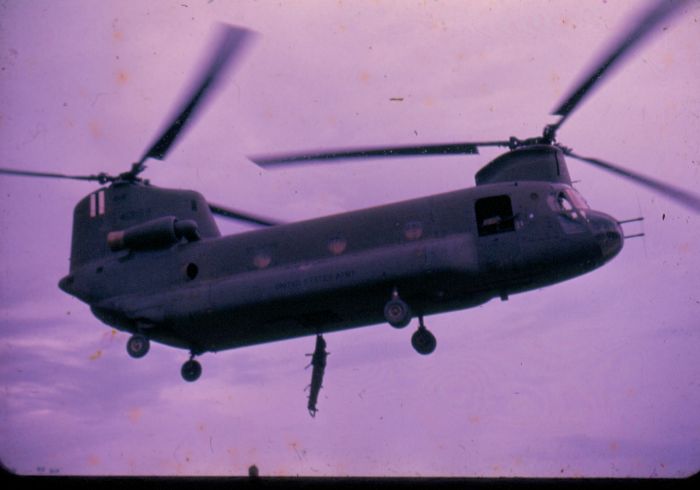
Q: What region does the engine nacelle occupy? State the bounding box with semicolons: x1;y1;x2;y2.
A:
107;216;200;252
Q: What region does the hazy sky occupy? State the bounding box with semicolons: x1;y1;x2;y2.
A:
0;0;699;478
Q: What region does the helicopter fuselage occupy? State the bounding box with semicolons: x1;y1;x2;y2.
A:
59;179;622;355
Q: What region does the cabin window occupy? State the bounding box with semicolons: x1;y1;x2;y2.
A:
185;263;199;280
248;244;276;270
327;237;347;255
403;221;423;241
253;252;272;269
475;195;515;236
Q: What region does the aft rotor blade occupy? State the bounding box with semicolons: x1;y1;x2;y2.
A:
564;150;700;213
0;167;112;183
550;0;690;133
250;141;510;167
138;25;253;167
208;202;282;227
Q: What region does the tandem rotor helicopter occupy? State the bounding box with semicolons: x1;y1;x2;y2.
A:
2;1;699;416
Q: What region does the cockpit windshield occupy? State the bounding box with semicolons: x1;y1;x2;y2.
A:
566;188;589;210
548;188;589;222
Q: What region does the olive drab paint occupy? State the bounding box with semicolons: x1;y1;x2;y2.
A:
58;147;624;360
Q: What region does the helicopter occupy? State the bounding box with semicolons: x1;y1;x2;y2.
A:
1;0;698;417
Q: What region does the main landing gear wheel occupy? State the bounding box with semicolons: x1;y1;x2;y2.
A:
384;288;412;328
181;357;202;382
411;317;436;356
126;334;150;358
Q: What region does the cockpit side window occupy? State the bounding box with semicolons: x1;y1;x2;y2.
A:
558;193;572;210
475;195;515;236
558;193;577;216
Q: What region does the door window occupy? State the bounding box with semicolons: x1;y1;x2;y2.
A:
475;195;515;236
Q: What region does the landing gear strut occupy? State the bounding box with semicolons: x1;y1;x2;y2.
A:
126;334;150;358
411;316;436;355
384;288;412;328
181;354;202;382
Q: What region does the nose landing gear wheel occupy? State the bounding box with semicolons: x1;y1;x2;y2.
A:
181;358;202;382
411;318;436;355
126;334;150;358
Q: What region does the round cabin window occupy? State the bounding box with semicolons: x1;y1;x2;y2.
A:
185;263;199;280
253;253;272;269
327;237;347;255
404;221;423;241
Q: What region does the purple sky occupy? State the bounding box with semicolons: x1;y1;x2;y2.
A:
1;0;699;478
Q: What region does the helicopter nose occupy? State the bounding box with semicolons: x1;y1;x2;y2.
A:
588;212;624;262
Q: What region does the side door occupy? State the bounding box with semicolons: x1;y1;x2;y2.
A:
474;194;521;273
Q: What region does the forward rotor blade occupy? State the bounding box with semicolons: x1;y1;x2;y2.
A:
0;167;111;183
250;141;510;167
138;25;253;167
550;0;690;132
208;202;282;227
564;150;700;213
